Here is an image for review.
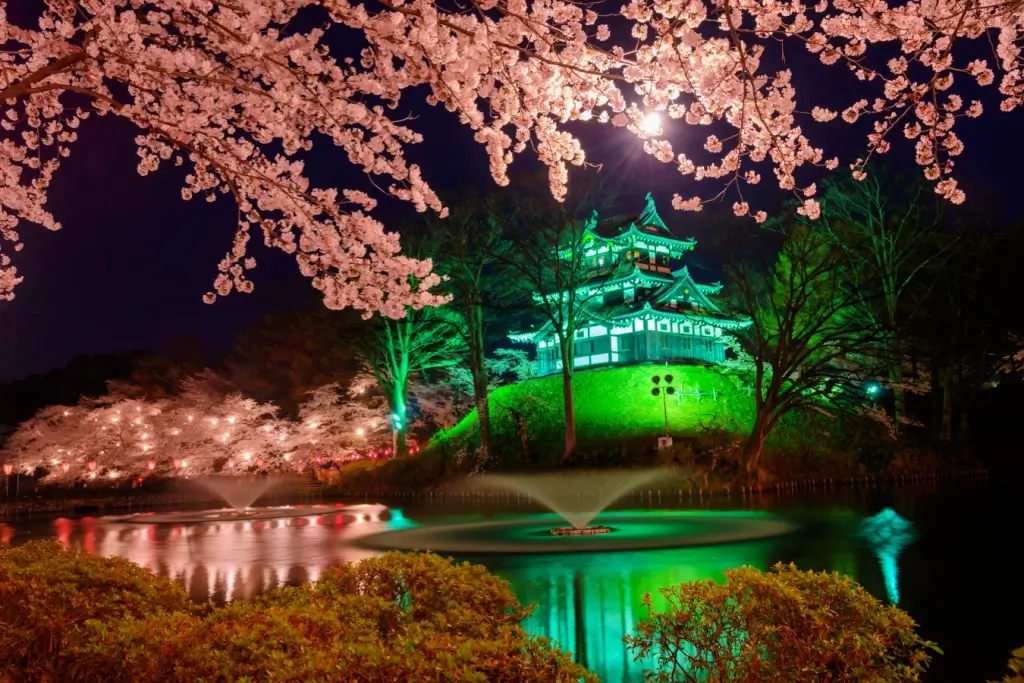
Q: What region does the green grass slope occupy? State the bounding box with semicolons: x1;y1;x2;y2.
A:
431;363;754;465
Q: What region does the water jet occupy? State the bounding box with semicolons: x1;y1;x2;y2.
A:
361;469;795;554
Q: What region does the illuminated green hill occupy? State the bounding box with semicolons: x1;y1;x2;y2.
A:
430;364;754;464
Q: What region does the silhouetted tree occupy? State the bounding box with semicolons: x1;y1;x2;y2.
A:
493;175;619;462
725;226;884;484
800;171;949;425
418;189;516;466
354;293;466;458
224;310;361;416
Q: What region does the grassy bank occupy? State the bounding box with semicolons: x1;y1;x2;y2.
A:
329;363;976;492
434;363;753;455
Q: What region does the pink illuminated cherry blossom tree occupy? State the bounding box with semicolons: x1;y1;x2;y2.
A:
2;370;401;481
2;0;1020;310
289;376;391;462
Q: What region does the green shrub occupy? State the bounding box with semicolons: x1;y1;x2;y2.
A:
0;540;192;682
624;563;940;683
992;647;1024;683
66;552;595;683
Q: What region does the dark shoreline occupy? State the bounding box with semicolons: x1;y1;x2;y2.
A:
0;468;990;523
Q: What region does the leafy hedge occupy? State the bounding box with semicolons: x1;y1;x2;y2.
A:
0;540;192;681
625;563;940;683
10;542;1008;683
993;647;1024;683
0;541;593;683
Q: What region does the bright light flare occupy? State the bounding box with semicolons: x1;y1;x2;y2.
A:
640;112;662;135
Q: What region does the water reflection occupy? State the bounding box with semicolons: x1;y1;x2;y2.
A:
14;511;385;603
488;540;782;682
860;507;916;606
1;483;1012;683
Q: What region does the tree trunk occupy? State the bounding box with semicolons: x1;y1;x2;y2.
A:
890;359;906;427
940;363;954;442
395;426;407;458
559;338;577;463
389;382;409;458
467;304;492;467
743;412;771;489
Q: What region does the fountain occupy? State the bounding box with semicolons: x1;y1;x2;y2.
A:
118;476;339;524
360;468;796;554
195;476;278;513
477;469;666;535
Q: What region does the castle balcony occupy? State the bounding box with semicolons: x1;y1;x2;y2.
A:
534;329;726;377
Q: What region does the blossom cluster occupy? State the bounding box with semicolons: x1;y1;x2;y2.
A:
1;372;390;481
1;0;1018;306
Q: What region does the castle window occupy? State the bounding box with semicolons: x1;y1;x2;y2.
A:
575;328;587;340
657;320;670;332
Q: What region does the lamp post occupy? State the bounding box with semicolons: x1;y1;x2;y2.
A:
61;462;70;486
2;463;11;498
651;374;676;447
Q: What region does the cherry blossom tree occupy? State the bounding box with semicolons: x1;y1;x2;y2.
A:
289;375;390;462
4;373;293;480
170;373;289;473
3;0;1020;309
4;393;180;481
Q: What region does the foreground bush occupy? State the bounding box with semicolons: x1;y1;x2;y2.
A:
8;547;592;683
0;540;192;682
624;563;940;683
993;647;1024;683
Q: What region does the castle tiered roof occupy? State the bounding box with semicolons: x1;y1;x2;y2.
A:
585;192;696;253
510;194;750;345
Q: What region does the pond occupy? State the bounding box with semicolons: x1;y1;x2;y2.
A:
2;479;1020;682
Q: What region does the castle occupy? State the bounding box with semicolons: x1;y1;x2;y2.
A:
510;193;750;376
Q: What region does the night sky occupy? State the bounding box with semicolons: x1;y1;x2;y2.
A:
3;26;1024;381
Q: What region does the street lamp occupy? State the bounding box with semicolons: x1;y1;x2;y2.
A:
2;463;11;498
651;374;676;447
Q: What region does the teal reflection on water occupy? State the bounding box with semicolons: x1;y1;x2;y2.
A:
859;507;916;606
485;539;779;682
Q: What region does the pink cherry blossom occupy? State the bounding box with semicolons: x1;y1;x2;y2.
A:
1;0;1021;302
